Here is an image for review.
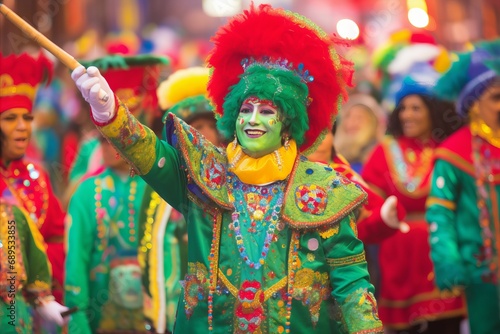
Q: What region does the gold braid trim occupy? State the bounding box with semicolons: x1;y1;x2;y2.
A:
0;74;37;99
426;197;457;211
327;251;366;268
217;268;287;301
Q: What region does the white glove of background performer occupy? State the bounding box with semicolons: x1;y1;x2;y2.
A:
36;300;69;326
380;195;410;233
71;66;115;123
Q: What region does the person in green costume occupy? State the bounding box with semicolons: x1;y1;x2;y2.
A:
0;200;68;333
65;135;149;334
71;4;383;333
426;39;500;334
139;67;222;334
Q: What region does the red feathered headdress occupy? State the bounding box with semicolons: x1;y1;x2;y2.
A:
207;4;353;153
0;52;53;113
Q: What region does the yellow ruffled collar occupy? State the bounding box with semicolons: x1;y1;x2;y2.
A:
226;140;297;185
470;116;500;148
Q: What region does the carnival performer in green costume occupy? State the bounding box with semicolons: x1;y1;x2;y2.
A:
426;39;500;334
65;135;148;333
139;67;221;334
0;201;68;333
71;4;383;333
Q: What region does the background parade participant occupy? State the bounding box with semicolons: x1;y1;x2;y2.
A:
0;201;68;333
362;65;466;333
65;135;148;334
0;52;66;305
427;39;500;334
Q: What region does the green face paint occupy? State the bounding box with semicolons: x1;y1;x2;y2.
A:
235;97;283;158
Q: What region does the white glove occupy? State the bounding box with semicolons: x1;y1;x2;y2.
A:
36;300;69;326
72;66;115;123
380;195;410;233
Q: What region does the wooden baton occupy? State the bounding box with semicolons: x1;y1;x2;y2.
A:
0;3;109;102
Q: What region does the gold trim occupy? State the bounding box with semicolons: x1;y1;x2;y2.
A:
426;197;457;211
210;209;223;291
326;251;366;268
217;268;287;301
149;195;166;327
379;288;462;308
470;112;500;148
434;148;475;176
0;74;37;99
381;137;431;199
384;307;467;330
353;327;384;334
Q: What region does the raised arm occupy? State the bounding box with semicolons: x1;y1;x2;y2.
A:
71;66;189;213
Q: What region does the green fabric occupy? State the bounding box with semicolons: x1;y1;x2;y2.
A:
79;55;169;71
65;168;147;333
426;159;500;332
138;185;187;333
0;293;32;334
99;107;383;333
426;159;500;287
163;94;213;123
68;137;100;183
0;204;52;333
465;283;500;334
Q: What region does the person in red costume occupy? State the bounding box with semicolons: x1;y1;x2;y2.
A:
0;52;66;304
307;128;408;245
362;72;467;333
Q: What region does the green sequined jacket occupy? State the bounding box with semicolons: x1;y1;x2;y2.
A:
97;102;383;334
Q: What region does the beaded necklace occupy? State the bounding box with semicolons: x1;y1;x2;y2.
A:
94;177;138;252
1;163;49;228
388;138;433;194
226;172;285;270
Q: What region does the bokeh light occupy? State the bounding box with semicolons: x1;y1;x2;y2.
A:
408;8;429;28
336;19;360;40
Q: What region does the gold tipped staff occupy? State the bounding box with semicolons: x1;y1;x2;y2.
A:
0;3;109;102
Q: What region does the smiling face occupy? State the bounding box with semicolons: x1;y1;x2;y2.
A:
476;82;500;132
235;97;283;158
0;108;33;164
398;94;432;141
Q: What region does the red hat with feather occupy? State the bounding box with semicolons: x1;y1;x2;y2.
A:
0;52;53;114
207;4;353;153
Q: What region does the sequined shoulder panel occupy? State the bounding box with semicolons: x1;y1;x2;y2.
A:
282;157;367;230
164;113;231;209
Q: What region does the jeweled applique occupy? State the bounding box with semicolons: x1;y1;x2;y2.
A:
201;151;226;190
292;268;331;327
235;280;265;333
295;184;328;215
181;262;209;318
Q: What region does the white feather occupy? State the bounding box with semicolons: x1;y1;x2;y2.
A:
388;44;440;75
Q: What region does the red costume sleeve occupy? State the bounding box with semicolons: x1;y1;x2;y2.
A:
332;155;405;244
357;185;406;244
361;144;390;198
